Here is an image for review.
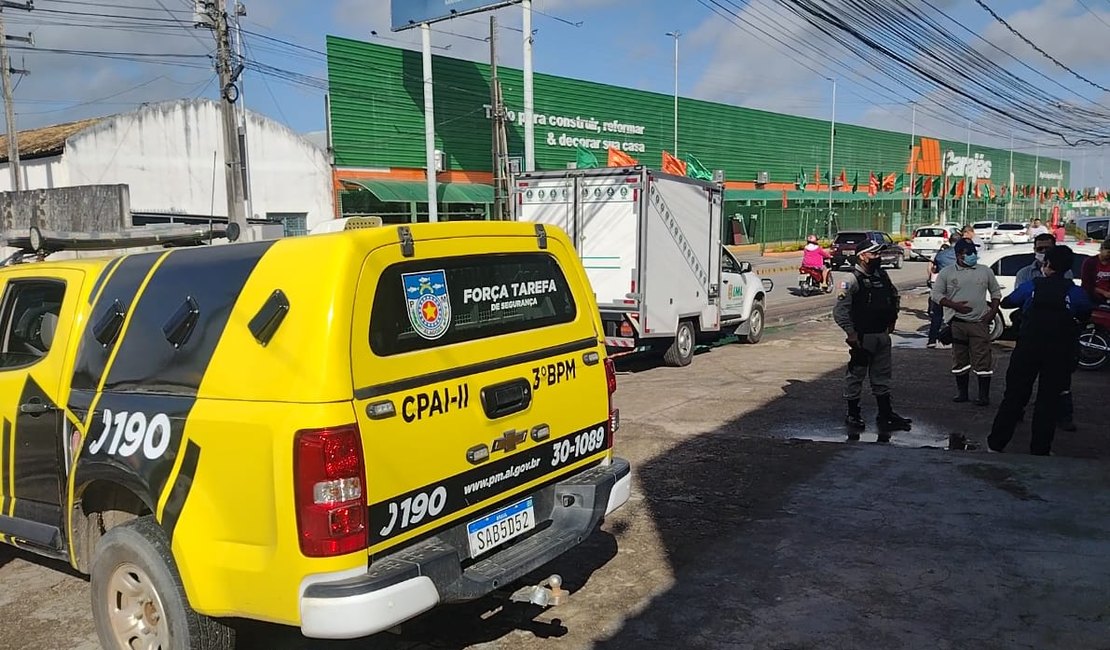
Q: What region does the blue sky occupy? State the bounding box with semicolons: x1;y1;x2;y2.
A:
9;0;1110;186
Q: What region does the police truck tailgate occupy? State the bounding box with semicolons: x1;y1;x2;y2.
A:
349;230;614;558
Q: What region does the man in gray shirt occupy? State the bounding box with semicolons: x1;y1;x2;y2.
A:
931;239;1002;405
1016;232;1073;286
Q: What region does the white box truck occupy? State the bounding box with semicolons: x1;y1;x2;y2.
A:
512;166;773;367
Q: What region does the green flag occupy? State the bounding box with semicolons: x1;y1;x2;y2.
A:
796;167;807;192
894;173;905;192
932;176;941;197
913;175;924;196
851;171;859;193
950;179;958;197
576;146;599;169
685;153;713;181
822;170;830;183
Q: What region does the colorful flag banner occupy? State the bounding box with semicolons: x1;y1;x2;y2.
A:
576;146;599;169
662;150;687;176
685;153;713;181
607;147;638;167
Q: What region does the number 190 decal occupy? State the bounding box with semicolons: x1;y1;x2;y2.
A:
88;409;173;460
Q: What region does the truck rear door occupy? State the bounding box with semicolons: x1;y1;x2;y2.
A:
578;174;640;306
515;177;575;239
349;233;613;558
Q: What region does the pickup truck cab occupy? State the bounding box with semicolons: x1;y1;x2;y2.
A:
0;221;629;648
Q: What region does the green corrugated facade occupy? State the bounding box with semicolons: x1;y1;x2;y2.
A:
326;35;1069;190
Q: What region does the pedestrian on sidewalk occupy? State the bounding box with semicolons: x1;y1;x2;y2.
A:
988;245;1092;455
927;234;960;348
833;242;913;442
931;239;1002;406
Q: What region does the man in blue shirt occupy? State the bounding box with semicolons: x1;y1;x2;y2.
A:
988;245;1093;455
926;234;960;348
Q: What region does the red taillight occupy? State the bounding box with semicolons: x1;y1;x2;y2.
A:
619;319;634;337
604;357;618;446
294;424;368;557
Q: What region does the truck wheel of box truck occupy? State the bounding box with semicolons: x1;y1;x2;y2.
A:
91;516;235;650
663;320;696;367
743;302;765;344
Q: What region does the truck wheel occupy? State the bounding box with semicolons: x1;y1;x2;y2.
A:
743;302;765;344
663;320;696;367
91;516;234;650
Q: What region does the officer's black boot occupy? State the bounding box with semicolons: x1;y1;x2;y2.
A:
845;399;865;440
875;394;912;440
953;374;970;403
975;376;991;407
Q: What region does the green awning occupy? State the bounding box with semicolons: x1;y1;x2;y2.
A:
341;178;493;204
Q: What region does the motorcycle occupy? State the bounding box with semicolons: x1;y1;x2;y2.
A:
1078;307;1110;371
798;260;832;297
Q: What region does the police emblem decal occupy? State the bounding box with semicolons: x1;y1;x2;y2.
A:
402;270;452;340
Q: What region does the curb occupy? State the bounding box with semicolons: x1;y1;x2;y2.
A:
754;264;799;275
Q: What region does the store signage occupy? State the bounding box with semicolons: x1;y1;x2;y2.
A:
484;104;648;154
391;0;520;32
1039;170;1063;181
944;150;992;179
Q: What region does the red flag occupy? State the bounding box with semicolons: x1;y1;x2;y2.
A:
989;184;996;200
607;147;639;167
661;150;687;176
868;172;878;197
781;188;788;209
838;169;847;187
882;172;896;192
923;177;934;197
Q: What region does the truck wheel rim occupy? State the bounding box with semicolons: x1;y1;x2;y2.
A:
678;326;693;357
750;309;763;336
107;562;169;650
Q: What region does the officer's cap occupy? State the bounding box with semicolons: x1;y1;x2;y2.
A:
856;242;883;256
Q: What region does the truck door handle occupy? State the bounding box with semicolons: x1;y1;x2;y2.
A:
20;400;55;416
480;379;532;420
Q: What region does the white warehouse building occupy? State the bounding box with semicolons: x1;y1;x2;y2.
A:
0;98;334;235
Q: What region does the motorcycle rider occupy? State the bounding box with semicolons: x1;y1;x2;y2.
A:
833;242;913;441
1080;238;1110;307
801;234;832;292
988;245;1092;455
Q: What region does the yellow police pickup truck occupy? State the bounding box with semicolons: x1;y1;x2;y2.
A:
0;221;629;648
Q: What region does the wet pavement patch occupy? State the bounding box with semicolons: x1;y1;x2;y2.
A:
958;463;1044;501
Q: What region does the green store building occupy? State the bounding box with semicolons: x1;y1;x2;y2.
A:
325;36;1071;245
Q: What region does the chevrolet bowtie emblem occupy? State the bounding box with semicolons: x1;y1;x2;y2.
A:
492;429;528;453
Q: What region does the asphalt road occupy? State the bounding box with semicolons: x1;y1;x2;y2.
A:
748;255;929;324
4;289;1110;649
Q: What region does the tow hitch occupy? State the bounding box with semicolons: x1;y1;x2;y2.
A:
509;574;568;607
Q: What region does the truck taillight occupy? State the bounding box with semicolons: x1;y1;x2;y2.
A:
294;424;368;557
605;357;619;445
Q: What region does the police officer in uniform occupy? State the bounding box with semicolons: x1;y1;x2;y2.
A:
988;245;1092;455
833;242;914;441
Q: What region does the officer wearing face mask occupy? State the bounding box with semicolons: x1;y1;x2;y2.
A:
833;242;913;441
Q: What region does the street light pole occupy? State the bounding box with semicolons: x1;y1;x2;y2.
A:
908;102;916;227
961;119;970;223
666;31;680;154
827;77;835;239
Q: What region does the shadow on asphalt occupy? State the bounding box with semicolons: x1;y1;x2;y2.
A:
0;541;85;580
591;307;1110;648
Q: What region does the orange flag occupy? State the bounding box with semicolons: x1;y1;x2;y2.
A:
868;172;878;197
882;172;896;192
923;176;934;197
973;181;982;199
662;150;687;176
956;179;966;197
607;147;639;167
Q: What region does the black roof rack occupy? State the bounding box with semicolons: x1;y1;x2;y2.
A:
1;223;241;266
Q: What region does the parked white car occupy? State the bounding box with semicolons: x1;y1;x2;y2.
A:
979;241;1099;340
990;222;1030;244
908;224;959;261
972;220;1001;243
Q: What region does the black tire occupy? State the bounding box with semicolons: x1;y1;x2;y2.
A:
91;516;235;650
1078;328;1110;371
743;302;765;344
893;254;903;269
663;320;696;367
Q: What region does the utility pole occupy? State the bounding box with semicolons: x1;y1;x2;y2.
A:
907;102;915;228
666;30;680;154
199;0;249;236
826;77;835;239
1;0;33;191
522;0;535;171
489;16;509;221
231;1;252;222
961;119;970;223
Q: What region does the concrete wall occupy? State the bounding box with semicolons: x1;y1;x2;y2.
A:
3;99;334;231
0;184;129;232
0;156;68;193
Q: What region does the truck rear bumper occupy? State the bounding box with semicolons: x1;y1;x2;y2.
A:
299;458;632;640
